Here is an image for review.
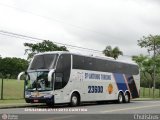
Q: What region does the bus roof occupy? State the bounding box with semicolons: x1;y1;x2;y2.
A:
34;51;138;66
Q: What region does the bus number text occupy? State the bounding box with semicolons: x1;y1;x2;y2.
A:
88;86;103;93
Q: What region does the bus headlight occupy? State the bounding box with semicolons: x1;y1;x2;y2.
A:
25;91;31;95
25;91;31;98
44;95;53;98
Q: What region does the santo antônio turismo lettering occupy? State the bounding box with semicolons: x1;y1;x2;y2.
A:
85;73;111;80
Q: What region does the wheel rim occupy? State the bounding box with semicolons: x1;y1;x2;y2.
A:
72;96;78;105
125;94;129;102
119;94;123;103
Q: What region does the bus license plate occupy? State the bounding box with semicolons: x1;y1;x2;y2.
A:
34;100;39;103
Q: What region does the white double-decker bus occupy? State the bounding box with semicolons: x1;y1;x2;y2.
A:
18;51;140;106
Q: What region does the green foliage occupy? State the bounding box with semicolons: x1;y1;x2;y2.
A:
24;40;68;60
132;55;152;87
132;54;160;87
103;46;123;59
138;35;160;54
133;35;160;89
0;57;28;79
0;79;24;100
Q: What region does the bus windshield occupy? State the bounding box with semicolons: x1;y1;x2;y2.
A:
28;54;58;70
25;71;52;91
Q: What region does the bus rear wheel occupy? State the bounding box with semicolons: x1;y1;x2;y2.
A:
124;92;130;103
70;93;80;107
117;92;124;103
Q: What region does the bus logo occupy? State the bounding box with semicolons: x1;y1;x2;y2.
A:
107;84;113;94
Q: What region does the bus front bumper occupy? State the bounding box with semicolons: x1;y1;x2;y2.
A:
25;96;54;104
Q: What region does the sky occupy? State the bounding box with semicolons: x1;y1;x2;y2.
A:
0;0;160;62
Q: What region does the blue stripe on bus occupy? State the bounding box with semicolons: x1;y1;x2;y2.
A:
113;73;128;92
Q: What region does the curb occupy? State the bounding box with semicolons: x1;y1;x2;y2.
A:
132;98;160;101
0;103;44;109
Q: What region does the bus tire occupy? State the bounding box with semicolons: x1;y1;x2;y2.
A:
70;93;80;107
124;92;130;103
46;102;54;107
117;92;124;104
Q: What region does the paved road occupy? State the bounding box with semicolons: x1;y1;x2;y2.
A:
1;101;160;120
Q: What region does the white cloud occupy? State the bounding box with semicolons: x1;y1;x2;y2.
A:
0;0;159;62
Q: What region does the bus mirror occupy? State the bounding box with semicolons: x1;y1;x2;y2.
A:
17;72;25;81
48;69;55;82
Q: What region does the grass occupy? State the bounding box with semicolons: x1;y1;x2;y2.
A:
0;79;24;100
140;87;160;98
0;99;25;104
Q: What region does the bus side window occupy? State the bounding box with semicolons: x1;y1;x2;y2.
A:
84;57;93;70
54;54;71;90
54;73;63;90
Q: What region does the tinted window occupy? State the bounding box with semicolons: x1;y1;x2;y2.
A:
73;55;139;75
44;54;58;68
84;57;93;70
29;54;58;70
72;55;84;69
55;54;71;90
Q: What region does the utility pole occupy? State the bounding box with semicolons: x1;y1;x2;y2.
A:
151;35;156;99
1;78;3;100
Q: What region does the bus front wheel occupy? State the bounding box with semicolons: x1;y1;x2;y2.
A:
46;102;54;107
70;93;80;107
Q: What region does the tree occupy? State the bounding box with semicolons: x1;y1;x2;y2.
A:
0;57;28;79
0;56;2;78
132;55;153;88
24;40;68;60
138;35;160;55
137;35;160;97
103;46;123;59
132;54;160;88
